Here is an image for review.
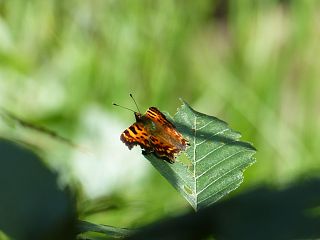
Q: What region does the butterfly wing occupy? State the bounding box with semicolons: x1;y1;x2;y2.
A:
146;107;188;148
145;107;175;127
120;122;152;151
148;135;182;163
121;107;188;164
145;107;189;162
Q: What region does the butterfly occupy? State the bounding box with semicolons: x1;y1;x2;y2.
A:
114;95;189;163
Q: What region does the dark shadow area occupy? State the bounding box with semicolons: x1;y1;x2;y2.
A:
0;139;77;240
128;179;320;240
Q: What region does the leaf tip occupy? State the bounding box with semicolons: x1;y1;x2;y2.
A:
178;98;190;107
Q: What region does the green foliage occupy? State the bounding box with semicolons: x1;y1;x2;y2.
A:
0;0;320;239
77;221;134;239
146;101;256;210
0;140;76;240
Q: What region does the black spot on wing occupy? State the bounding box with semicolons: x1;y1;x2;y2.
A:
129;126;137;134
120;129;138;150
147;110;157;116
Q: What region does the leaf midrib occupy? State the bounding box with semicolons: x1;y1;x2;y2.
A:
193;115;198;206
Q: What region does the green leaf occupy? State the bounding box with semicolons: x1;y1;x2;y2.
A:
0;139;76;240
145;100;256;211
77;220;135;239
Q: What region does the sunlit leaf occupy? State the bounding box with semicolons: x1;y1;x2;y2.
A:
146;100;256;210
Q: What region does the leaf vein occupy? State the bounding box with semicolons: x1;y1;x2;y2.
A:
195;129;229;147
196;120;213;131
193;115;198;202
197;175;242;206
196;149;246;179
171;168;193;191
195;142;226;163
197;156;248;195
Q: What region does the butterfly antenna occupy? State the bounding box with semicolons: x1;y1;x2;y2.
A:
129;94;141;114
112;103;136;113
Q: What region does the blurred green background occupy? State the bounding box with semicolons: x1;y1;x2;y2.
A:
0;0;319;236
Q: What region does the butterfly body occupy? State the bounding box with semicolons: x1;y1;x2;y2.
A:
121;107;188;163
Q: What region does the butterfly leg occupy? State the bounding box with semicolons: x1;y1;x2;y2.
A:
161;156;175;164
142;149;152;155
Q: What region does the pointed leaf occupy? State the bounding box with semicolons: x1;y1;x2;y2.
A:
146;100;256;210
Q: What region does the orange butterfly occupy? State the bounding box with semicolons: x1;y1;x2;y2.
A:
114;95;188;163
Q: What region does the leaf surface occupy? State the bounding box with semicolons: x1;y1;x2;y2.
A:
77;220;135;239
146;100;256;210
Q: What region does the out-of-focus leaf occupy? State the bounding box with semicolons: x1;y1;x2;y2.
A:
0;139;76;240
146;100;256;210
77;220;135;239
